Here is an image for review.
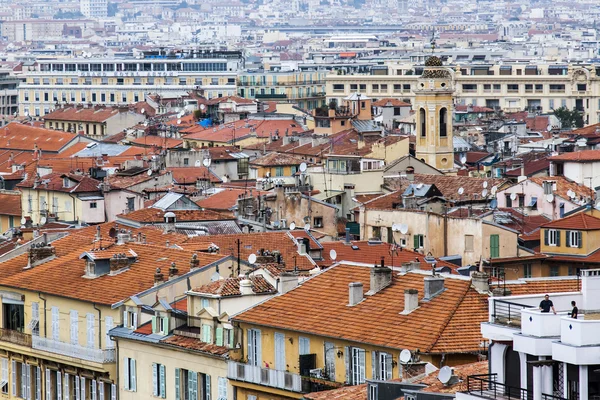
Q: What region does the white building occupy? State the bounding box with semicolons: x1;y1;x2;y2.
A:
80;0;108;18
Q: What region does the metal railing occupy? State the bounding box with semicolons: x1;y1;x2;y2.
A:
0;328;32;347
466;374;566;400
227;361;302;392
491;299;530;327
32;336;116;364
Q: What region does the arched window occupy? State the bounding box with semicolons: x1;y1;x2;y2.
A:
439;107;448;137
419;108;426;137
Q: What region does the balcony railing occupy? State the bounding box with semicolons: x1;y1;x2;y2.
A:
0;328;32;347
465;374;566;400
491;300;530;327
32;336;116;364
228;361;302;392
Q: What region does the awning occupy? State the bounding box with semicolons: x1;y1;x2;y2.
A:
528;197;538;207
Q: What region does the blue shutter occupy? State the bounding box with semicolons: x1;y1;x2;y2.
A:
174;369;180;400
159;365;166;399
152;363;158;396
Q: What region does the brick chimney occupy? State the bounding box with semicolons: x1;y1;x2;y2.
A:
366;258;392;295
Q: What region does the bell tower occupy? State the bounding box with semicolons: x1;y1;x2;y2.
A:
414;56;455;173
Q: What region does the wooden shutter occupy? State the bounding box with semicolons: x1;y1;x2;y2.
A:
274;333;285;371
152;363;158;396
556;230;561;247
578;231;583;248
123;358;129;391
1;359;7;390
99;382;104;400
344;346;350;384
163;318;169;335
544;229;548;245
111;384;116;400
132;313;137;330
51;307;59;340
64;373;69;400
56;371;61;400
87;314;95;348
130;359;136;392
22;364;28;400
80;377;85;400
45;368;50;400
159;364;166;399
36;367;41;400
123;311;127;328
70;310;78;344
205;374;210;400
12;361;17;397
215;328;223;346
105;317;114;348
174;369;180;400
152;317;157;334
414;235;419;249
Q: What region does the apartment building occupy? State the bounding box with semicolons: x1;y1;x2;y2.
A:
80;0;107;18
237;70;327;111
326;63;600;124
18;50;243;117
0;70;20;118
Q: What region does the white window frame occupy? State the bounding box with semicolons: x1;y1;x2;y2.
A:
548;229;559;246
569;230;580;248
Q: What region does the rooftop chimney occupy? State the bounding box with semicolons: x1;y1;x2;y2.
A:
424;276;445;300
345;228;351;244
471;271;490;292
189;253;200;270
117;230;131;245
581;269;600;318
240;277;254;295
366;260;392;295
279;271;298;294
402;289;419;314
348;282;364;306
154;267;164;286
169;262;178;279
400;261;421;274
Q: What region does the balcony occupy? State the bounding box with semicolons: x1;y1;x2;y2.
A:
463;374;566;400
228;361;302;392
32;336;116;364
560;315;600;346
0;328;32;347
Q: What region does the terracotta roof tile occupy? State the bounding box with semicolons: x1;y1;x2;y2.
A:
160;335;229;356
168;167;222;184
0;192;21;216
43;106;126;123
541;212;600;230
385;174;509;200
129;136;183;149
183;119;305;143
192;276;276;297
250;152;307;167
0;123;82;153
17;172;101;193
550;149;600;162
195;189;268;211
118;208;235;223
372;98;411;108
527;176;593;201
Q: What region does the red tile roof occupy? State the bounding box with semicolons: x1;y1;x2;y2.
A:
160;335;230;356
168;167;222;184
118;208;234;223
195;189;268;211
129;136;183;149
0;123;82;153
541;212;600;230
250;152;306;167
550;150;600;162
0;192;21;216
192;276;276;297
17;173;101;193
183;119;305;143
527;176;593;201
43;106;128;123
372;98;411;107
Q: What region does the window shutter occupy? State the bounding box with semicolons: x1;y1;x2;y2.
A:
132;313;138;330
87;314;95;348
123;311;127;328
174;369;180;400
159;364;166;398
36;367;41;400
187;372;193;400
99;382;104;400
215;328;223;346
111;384;116;400
556;230;561;247
414;235;419;249
52;307;59;340
91;380;96;400
57;372;62;400
70;310;78;345
385;354;392;380
205;374;211;400
131;359;136;392
578;231;582;248
256;330;262;366
359;349;366;384
344;346;350;384
2;359;7;390
152;363;158;396
566;231;570;247
21;363;26;399
11;360;16;397
229;329;234;348
45;368;50;400
123;358;129;391
65;373;70;400
75;375;80;400
25;364;30;400
152;316;157;334
80;377;85;400
31;302;39;333
544;229;548;245
163;317;169;335
105;317;114;348
371;351;376;379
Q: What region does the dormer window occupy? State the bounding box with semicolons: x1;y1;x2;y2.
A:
63;177;71;188
567;230;582;248
152;314;169;335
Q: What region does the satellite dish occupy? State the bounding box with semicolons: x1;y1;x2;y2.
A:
200;104;206;110
203;158;211;167
289;222;296;230
195;160;201;167
248;254;257;265
482;189;488;197
266;171;270;178
568;189;576;199
304;223;310;231
299;162;307;172
141;108;145;114
178;111;184;118
400;224;408;234
177;119;181;125
108;227;117;238
392;223;400;232
438;366;452;384
20;217;26;225
460;156;467;164
510;193;517;201
400;349;412;364
222;176;228;183
491;186;498;195
329;249;337;260
483;181;488;189
40;216;47;225
458;187;464;195
210;271;221;282
546;194;555;203
147;169;153;176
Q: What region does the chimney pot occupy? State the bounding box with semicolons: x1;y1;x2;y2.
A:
471;271;490;292
366;264;392;295
348;282;364;306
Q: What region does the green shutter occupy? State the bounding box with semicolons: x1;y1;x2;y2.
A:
578;231;583;248
175;368;180;400
490;235;499;258
151;316;157;334
159;365;166;398
216;328;223;346
162;317;169;335
556;230;561;247
229;329;234;348
414;235;419;249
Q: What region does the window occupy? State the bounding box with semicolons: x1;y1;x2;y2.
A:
218;377;227;400
529;197;537;210
439;107;447;137
201;325;212;343
413;234;424;249
153;315;169;336
419;108;426;137
123;357;136;391
127;197;135;212
183;158;189;166
546;229;560;247
274;166;284;177
372;226;381;240
124;309;137;330
105;316;114;349
567;230;582;248
373;351;392;380
313;217;323;228
518;194;525;208
507;84;519;92
86;313;95;348
368;384;378;400
3;301;24;332
70;310;79;345
247;329;262;366
152;363;166;398
505;194;512;208
89;202;97;209
465;235;474;252
549;99;555;109
490;234;500;258
299;336;310;355
346;347;366;385
550;266;559;277
523;263;532;278
175;369;210;400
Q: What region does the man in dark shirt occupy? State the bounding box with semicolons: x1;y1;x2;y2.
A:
539;294;556;314
570;301;578;319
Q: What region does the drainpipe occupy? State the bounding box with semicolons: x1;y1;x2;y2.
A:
94;303;102;349
69;194;77;223
38;292;47;337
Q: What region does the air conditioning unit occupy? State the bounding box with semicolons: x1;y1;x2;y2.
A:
309;368;323;379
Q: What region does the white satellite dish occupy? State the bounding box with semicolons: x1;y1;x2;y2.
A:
210;271;220;282
329;249;337;260
203;158;211;167
248;254;257;265
289;222;296;230
304;223;310;231
438;366;453;384
20;217;26;225
195;160;201;167
299;162;307;173
177;119;181;125
399;349;412;364
40;216;47;225
491;186;498;195
546;194;555;203
510;192;517;201
141;108;145;114
458;187;464;195
200;104;206;110
400;224;408;234
483;181;488;189
568;189;576;199
482;189;488;197
147;169;153;176
222;176;228;183
266;171;270;178
460;156;467;164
